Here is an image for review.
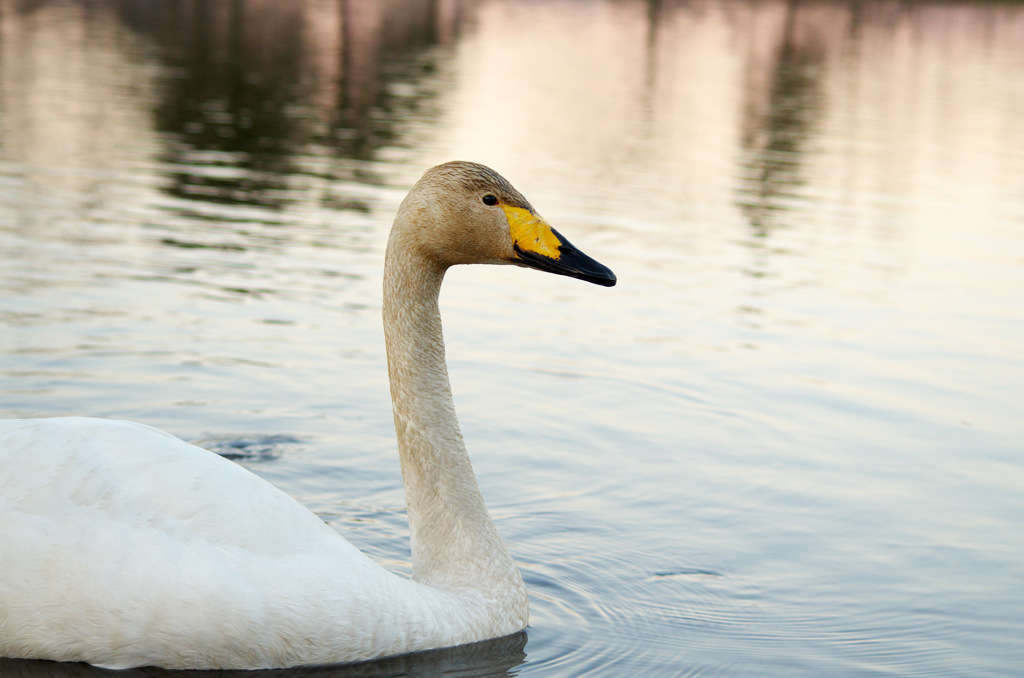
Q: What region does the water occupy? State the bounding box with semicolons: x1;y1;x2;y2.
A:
1;0;1023;675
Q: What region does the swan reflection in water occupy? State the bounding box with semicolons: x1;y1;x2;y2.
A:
0;632;528;678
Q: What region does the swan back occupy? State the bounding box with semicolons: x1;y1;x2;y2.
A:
1;418;336;552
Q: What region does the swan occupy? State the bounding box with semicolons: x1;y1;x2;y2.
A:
0;161;616;670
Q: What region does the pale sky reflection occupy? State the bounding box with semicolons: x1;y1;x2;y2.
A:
415;0;1024;445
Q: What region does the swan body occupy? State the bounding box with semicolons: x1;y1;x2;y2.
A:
0;161;615;669
0;418;465;668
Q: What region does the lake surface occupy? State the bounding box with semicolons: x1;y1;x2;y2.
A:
1;0;1023;676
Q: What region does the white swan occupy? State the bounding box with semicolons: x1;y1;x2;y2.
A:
0;161;616;670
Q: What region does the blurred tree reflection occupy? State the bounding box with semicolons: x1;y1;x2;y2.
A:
736;0;827;240
105;0;463;210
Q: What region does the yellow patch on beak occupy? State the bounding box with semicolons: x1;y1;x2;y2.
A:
502;205;563;260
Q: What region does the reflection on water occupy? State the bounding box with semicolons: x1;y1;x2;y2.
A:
144;1;451;207
2;0;1024;676
736;3;825;237
0;632;527;678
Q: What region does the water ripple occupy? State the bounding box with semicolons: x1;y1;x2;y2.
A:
196;434;305;462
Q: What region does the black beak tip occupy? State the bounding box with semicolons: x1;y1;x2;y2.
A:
586;264;617;287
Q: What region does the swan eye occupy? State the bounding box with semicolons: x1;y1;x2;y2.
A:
481;194;499;206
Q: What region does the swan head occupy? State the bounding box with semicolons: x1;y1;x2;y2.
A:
394;161;616;287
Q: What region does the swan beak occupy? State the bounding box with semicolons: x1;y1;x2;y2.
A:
504;206;617;287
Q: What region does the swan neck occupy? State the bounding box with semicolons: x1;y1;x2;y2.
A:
382;235;525;606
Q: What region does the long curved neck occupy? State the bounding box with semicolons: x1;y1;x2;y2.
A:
382;231;525;606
